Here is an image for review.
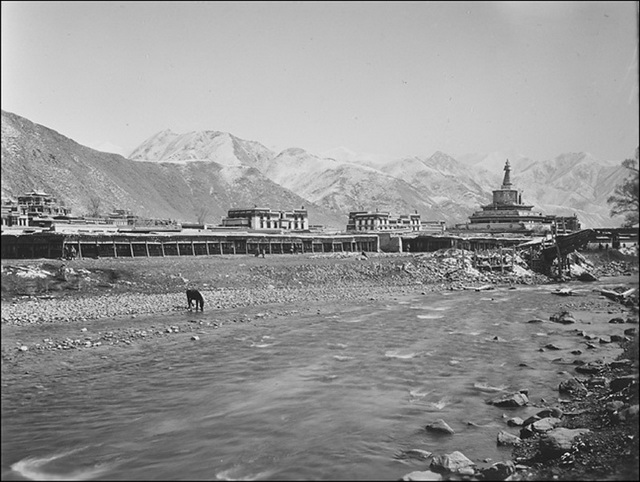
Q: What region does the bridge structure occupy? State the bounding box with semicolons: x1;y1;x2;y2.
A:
540;229;595;275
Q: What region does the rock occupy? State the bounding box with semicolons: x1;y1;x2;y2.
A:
520;415;564;440
545;343;562;350
539;427;591;459
18;345;28;352
624;327;638;336
609;359;633;369
497;430;522;446
530;417;563;433
479;461;516;481
401;470;442;481
610;375;636;393
534;407;563;419
507;417;524;427
402;449;433;460
550;311;576;324
616;405;639;422
426;419;455;434
191;335;200;341
490;391;529;407
578;272;598;282
605;400;626;413
430;451;475;474
609;317;625;324
575;362;605;374
527;318;545;323
559;377;588;397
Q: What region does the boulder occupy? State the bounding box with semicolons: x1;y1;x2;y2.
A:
609;359;633;369
605;400;626;414
539;427;591;459
558;377;588;397
401;470;442;481
610;375;636;393
550;311;576;324
497;430;522;446
531;417;563;433
519;417;562;439
578;271;598;282
507;417;524;427
490;391;529;407
479;461;516;481
616;405;639;422
400;449;433;460
521;408;563;427
425;419;455;434
575;362;605;374
430;451;475;474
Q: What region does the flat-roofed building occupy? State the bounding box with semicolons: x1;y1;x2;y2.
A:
346;210;422;232
221;207;309;231
2;191;72;227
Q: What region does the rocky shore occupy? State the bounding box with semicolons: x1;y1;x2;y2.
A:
2;249;638;481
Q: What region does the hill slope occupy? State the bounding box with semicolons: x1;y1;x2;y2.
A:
1;110;345;228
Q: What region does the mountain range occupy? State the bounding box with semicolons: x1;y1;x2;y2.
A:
1;109;633;230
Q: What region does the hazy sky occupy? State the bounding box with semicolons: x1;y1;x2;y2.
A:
2;1;638;162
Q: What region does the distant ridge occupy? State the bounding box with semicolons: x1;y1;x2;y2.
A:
2;109;633;228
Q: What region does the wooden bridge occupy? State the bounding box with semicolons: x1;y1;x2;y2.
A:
535;229;596;275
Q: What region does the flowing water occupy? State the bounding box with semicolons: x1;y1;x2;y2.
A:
2;278;635;481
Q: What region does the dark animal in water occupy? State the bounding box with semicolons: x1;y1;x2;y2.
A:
186;289;205;311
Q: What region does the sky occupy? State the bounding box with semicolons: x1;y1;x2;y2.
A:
1;1;638;162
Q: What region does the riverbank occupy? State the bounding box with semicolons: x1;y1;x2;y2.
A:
2;250;638;481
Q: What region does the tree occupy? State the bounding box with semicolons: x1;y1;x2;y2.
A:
87;196;102;218
195;206;210;224
607;148;639;227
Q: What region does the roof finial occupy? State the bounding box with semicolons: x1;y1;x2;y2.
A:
501;159;512;189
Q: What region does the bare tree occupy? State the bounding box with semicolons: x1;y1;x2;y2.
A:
607;148;639;227
195;206;210;224
87;196;102;218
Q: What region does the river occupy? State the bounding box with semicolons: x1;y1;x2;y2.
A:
1;277;636;481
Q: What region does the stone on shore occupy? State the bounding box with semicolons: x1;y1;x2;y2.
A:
430;451;475;475
489;391;529;407
539;427;591;459
497;430;522;446
479;461;516;481
559;377;588;397
401;470;442;481
520;417;563;439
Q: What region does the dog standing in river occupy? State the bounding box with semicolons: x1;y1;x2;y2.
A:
186;289;205;311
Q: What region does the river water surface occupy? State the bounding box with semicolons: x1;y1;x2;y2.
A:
2;278;635;481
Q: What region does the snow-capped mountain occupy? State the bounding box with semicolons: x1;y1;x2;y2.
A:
2;109;635;229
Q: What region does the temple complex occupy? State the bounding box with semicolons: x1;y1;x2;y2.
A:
464;160;561;234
